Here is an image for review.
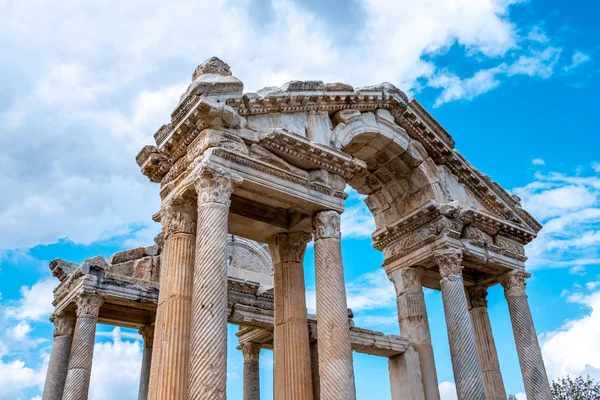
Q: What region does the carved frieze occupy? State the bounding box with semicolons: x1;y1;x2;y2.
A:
495;235;525;256
313;210;341;240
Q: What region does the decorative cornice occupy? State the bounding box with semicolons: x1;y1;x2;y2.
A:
161;196;196;237
434;247;464;278
50;313;76;337
500;270;530;297
75;292;104;318
138;325;155;348
240;342;261;363
466;285;488;309
313;210;341;240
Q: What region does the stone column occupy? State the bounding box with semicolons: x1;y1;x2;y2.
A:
434;247;485;400
152;197;196;400
312;210;356;400
268;232;314;400
388;267;439;400
309;341;320;400
188;168;240;400
241;342;261;400
500;271;552;400
466;285;506;400
138;325;154;400
42;313;76;400
62;293;104;400
388;347;426;400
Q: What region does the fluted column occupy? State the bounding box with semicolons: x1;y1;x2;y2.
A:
152;197;196;400
42;313;76;400
434;247;485;400
309;341;320;400
312;211;356;400
188;167;240;400
268;231;314;400
241;342;261;400
388;267;439;400
500;271;552;400
466;285;506;400
62;293;104;400
138;325;154;400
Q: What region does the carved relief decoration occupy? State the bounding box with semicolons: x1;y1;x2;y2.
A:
388;267;423;297
500;270;529;297
51;313;76;337
466;285;488;309
268;232;312;264
313;210;341;240
162;197;196;237
240;342;261;363
194;167;242;206
75;293;104;318
434;247;464;278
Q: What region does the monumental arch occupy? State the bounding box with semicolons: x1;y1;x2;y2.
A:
42;57;552;400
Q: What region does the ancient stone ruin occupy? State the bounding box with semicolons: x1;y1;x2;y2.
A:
42;57;552;400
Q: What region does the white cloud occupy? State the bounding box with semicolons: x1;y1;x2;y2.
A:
6;278;55;321
532;158;546;165
8;321;32;342
540;289;600;381
563;51;591;72
515;393;526;400
0;358;45;400
439;381;457;400
569;265;587;276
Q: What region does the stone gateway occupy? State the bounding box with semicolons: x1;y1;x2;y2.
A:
42;57;552;400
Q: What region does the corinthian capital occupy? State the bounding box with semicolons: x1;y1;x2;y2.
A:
240;342;261;363
500;270;530;297
50;313;76;337
138;325;155;348
434;247;464;278
388;266;423;297
313;210;341;240
161;196;196;237
466;285;488;309
75;293;104;318
268;232;312;264
193;166;242;207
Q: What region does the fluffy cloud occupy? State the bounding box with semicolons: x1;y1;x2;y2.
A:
439;381;457;400
564;51;591;72
0;0;583;252
541;288;600;381
532;158;546;166
514;167;600;269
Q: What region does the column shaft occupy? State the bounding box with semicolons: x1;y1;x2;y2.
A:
435;248;485;400
388;267;438;400
42;314;76;400
241;343;261;400
467;286;506;400
138;326;154;400
313;211;356;400
154;199;196;400
268;232;314;400
188;169;239;400
388;348;426;400
62;294;104;400
310;341;320;400
501;271;552;400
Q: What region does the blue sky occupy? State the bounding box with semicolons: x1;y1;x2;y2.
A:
0;0;599;399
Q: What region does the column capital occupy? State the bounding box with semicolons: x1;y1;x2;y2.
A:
388;266;423;297
312;210;341;240
434;246;464;278
500;270;530;297
138;325;155;348
240;342;261;363
161;196;196;237
193;165;242;207
268;232;312;264
75;292;104;318
50;313;76;337
466;285;488;309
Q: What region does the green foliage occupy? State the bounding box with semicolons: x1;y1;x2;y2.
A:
551;375;600;400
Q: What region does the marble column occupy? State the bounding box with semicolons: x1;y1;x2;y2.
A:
268;231;314;400
241;342;261;400
434;247;485;400
466;285;506;400
312;211;356;400
138;325;154;400
388;267;439;400
309;341;321;400
388;347;426;400
188;168;240;400
500;271;552;400
42;313;76;400
152;197;196;400
62;293;104;400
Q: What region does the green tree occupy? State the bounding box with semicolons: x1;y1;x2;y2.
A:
551;375;600;400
